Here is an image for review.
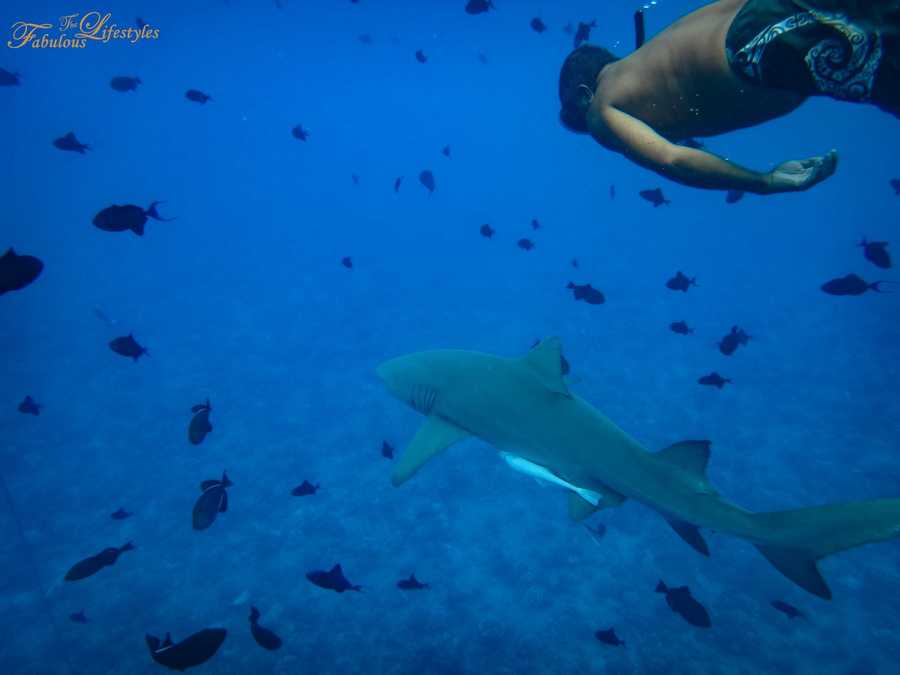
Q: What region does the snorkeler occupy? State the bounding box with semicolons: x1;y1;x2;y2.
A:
559;1;899;194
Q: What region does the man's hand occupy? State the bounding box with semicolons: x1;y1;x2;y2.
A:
766;150;839;193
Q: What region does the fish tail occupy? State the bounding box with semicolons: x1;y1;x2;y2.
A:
121;541;134;551
145;201;167;221
249;606;259;622
654;580;667;594
870;281;894;293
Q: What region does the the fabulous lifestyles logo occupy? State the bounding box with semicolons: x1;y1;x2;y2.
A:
7;12;159;49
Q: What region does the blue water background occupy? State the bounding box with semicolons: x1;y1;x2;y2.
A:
2;1;899;673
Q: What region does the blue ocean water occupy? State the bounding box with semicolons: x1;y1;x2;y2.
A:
2;0;899;673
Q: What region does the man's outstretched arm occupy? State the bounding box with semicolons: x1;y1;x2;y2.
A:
587;103;837;194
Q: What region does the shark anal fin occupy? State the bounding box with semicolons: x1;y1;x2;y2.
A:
667;519;710;556
392;416;470;487
755;545;831;600
523;337;571;397
568;493;599;521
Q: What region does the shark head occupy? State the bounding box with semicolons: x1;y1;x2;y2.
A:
375;351;455;416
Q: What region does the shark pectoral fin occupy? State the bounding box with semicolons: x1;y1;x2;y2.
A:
754;545;831;600
391;416;470;487
667;519;710;556
523;337;571;397
568;493;599;521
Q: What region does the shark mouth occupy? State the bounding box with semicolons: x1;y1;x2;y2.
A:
409;385;437;415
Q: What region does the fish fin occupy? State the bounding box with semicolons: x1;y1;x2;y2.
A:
145;634;160;651
391;416;470;486
655;580;668;594
133;221;144;236
249;606;259;622
667;519;710;556
656;440;713;487
567;492;598;521
219;491;228;513
162;633;173;648
754;545;830;600
523;337;570;397
200;479;219;491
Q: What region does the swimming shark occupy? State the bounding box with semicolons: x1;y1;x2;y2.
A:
375;337;900;600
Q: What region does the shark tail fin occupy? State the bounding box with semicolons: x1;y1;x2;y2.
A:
752;498;900;599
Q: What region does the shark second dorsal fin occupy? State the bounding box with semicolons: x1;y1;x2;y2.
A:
392;416;470;486
657;440;711;479
523;337;570;397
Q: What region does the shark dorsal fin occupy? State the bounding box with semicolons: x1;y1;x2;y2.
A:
523;337;570;397
657;440;711;478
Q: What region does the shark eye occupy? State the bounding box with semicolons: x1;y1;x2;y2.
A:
409;385;437;415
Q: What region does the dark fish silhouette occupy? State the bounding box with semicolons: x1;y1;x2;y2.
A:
480;224;494;238
291;480;319;496
666;271;696;292
517;238;534;251
111;508;132;520
17;396;40;415
393;176;403;193
725;190;745;204
53;132;89;154
859;239;891;269
567;281;605;305
574;20;596;48
655;580;711;628
109;334;147;361
0;248;43;295
352;173;360;185
698;372;731;389
397;573;428;590
821;274;889;296
477;52;488;64
146;629;227;671
681;137;705;150
306;564;361;592
415;50;427;64
358;33;373;44
465;0;494;14
185;89;212;104
291;124;309;141
530;218;540;230
110;76;140;92
890;179;900;195
92;201;173;236
249;607;282;650
0;68;22;86
342;256;353;269
65;542;134;581
584;521;607;544
530;339;570;376
610;184;616;199
771;600;804;619
192;472;232;531
571;258;579;268
530;17;547;33
442;145;451;158
419;170;435;193
670;321;693;335
382;441;394;459
718;326;750;356
640;188;671;207
188;399;213;445
70;610;89;624
595;628;624;647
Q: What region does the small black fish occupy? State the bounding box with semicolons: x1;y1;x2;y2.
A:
442;145;451;158
92;201;173;236
192;471;233;531
136;17;148;29
306;564;361;592
530;339;570;376
610;184;616;199
291;480;319;496
574;20;596;48
419;170;435;193
341;256;353;269
531;218;540;230
291;124;309;141
17;396;40;415
571;258;579;268
382;441;394;459
655;580;711;628
111;508;132;520
185;89;212;104
465;0;494;15
584;521;607;543
65;542;134;581
393;176;403;193
110;76;141;92
666;271;696;292
146;629;227;671
70;610;89;624
397;573;428;590
517;238;535;251
567;282;605;305
698;372;731;389
109;334;148;361
530;17;547;33
0;68;22;86
0;248;43;295
718;326;750;356
859;239;891;269
771;600;804;619
821;274;889;296
357;33;373;45
249;607;282;650
480;224;494;239
415;50;427;64
53;132;89;154
725;190;745;204
352;173;360;186
640;188;671;207
670;321;693;336
681;137;705;150
595;627;624;647
890;179;900;195
188;399;213;445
